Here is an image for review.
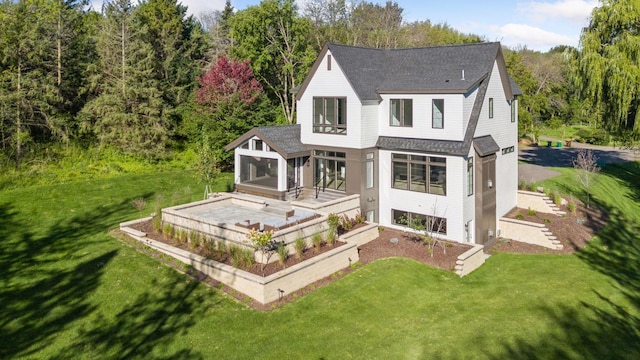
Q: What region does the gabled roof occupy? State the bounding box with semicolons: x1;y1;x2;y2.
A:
473;135;500;156
377;77;490;157
297;42;512;102
224;125;310;159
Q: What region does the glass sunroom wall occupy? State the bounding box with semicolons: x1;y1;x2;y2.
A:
239;156;279;189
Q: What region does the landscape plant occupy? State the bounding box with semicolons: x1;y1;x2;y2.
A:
312;232;323;252
294;237;306;259
277;242;289;266
245;229;276;274
573;149;600;208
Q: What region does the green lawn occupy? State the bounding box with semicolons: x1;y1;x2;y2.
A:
1;165;639;359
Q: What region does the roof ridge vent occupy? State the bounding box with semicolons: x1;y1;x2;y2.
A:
461;69;465;81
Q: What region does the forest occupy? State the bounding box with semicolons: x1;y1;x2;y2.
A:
0;0;637;183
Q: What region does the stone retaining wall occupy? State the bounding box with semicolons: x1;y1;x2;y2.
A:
292;194;361;217
120;220;358;304
454;245;485;277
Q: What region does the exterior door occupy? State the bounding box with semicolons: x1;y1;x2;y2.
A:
475;154;497;248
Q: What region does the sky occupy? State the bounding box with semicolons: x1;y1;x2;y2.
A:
89;0;599;52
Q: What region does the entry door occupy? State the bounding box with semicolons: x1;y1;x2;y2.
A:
475;154;496;248
314;158;346;191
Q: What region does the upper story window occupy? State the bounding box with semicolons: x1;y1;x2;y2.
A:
432;99;444;129
313;97;347;134
390;99;413;127
510;100;516;123
392;153;446;195
240;141;249;149
489;98;494;118
253;139;263;151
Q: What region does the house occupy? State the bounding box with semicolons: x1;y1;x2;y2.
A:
225;42;521;247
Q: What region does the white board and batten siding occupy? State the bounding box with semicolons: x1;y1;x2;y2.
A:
378;149;467;243
378;94;466;142
474;61;519;219
298;50;364;149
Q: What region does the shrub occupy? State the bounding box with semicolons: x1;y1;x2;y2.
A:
277;242;289;266
229;245;243;268
131;197;146;215
327;213;340;230
326;228;336;246
241;248;255;268
294;237;306;259
162;223;174;239
544;218;551;224
516;214;525;220
152;213;162;232
527;207;536;216
519;180;527;190
189;231;201;250
176;229;187;245
568;201;577;213
340;215;353;231
312;233;323;252
354;211;365;224
552;192;562;206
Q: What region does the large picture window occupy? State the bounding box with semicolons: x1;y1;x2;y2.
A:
390;99;413;127
392;154;446;195
432;99;444;129
392;209;447;235
313;97;347;134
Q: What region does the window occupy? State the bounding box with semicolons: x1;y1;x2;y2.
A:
390;99;413;127
240;141;249;149
510;100;516;123
314;151;346;191
253;139;263;151
501;146;515;155
392;154;446;195
467;158;473;196
392;209;447;235
489;98;494;118
366;153;374;189
313;97;347;134
432;99;444;129
327;55;331;71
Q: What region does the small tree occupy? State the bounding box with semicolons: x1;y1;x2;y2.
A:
195;132;221;199
573;149;600;208
245;229;276;275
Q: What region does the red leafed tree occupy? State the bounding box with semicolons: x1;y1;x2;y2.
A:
188;55;272;171
195;56;263;111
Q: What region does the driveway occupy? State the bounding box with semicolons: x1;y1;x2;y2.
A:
518;138;639;183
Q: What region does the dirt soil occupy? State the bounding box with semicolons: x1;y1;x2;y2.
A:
496;197;607;254
120;198;606;310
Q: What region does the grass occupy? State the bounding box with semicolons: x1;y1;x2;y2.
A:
1;164;639;359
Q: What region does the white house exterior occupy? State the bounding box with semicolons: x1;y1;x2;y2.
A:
226;42;521;248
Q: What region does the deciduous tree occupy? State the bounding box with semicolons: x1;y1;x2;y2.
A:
575;0;640;142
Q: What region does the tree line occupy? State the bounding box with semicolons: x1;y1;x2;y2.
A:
0;0;636;172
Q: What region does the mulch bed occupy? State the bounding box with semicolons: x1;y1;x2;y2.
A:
495;196;607;254
119;198;606;310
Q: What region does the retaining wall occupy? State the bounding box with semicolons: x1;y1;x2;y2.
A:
120;220;358;304
454;244;485;277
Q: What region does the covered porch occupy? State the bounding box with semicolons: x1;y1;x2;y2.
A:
225;125;311;201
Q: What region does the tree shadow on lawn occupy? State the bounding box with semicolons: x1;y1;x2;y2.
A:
0;194;206;359
484;196;640;358
51;276;207;360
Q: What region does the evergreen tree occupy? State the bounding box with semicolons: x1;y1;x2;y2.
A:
81;0;169;158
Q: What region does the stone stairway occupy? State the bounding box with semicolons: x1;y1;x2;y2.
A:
499;217;564;250
517;190;566;216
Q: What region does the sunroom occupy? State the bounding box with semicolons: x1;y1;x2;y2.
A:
225;125;310;200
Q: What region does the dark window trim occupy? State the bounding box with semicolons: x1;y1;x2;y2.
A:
432;99;444;129
467;157;473;196
501;146;515;155
389;99;413;127
391;153;446;196
391;209;447;235
313;97;347;135
489;98;494;118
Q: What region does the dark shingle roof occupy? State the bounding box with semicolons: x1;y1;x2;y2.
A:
225;125;310;159
473;135;500;156
376;78;490;157
328;42;501;101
